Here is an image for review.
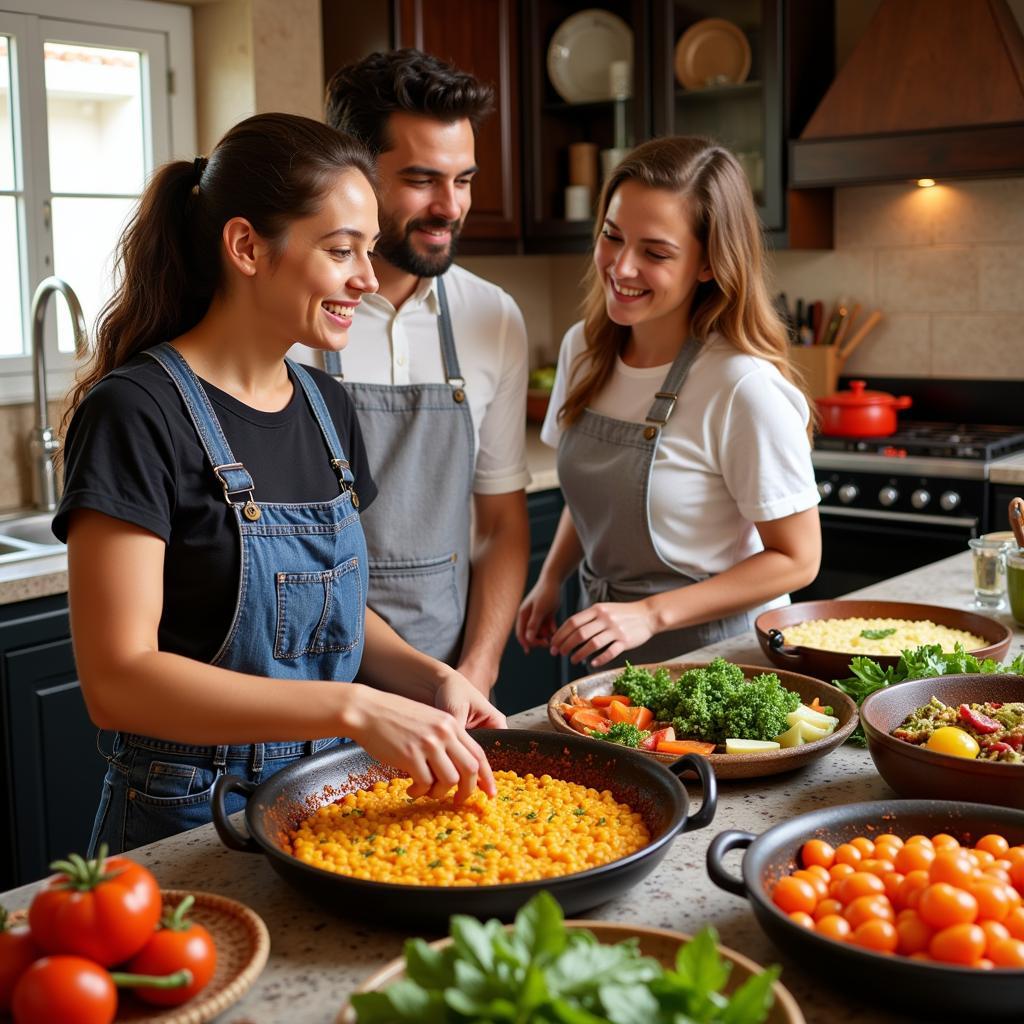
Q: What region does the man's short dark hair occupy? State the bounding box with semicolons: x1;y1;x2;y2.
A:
325;48;494;154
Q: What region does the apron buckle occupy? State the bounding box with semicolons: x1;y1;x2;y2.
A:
331;459;360;507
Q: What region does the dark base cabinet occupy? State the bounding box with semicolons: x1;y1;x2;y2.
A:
0;594;106;889
492;489;584;717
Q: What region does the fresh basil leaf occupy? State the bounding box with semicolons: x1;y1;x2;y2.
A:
519;960;552;1013
403;937;454;990
859;627;897;640
513;889;568;962
450;914;496;973
599;982;661;1024
546;940;660;998
453;957;500;1001
718;965;779;1024
350;978;437;1022
548;997;612;1023
445;987;516;1020
672;928;731;997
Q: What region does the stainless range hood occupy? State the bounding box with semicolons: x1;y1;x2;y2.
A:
790;0;1024;187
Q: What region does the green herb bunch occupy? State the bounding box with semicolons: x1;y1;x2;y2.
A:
591;722;650;748
613;663;675;709
834;642;1024;745
350;891;779;1024
613;659;799;745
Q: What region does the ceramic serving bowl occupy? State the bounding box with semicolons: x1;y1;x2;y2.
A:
337;920;804;1024
547;662;857;780
861;673;1024;809
755;599;1012;681
707;799;1024;1019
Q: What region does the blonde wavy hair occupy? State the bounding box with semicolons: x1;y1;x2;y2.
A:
558;135;810;427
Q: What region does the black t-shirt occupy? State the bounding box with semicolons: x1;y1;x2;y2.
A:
53;355;377;663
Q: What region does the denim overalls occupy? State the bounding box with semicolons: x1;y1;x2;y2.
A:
88;343;368;854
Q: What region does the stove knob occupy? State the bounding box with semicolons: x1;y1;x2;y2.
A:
817;480;833;500
940;490;961;512
838;483;859;505
878;486;899;507
911;488;931;510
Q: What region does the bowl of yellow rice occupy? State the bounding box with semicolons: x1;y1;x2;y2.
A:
755;600;1012;681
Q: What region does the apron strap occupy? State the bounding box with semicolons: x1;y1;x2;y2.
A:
644;336;702;425
146;344;256;505
326;278;465;401
286;358;357;494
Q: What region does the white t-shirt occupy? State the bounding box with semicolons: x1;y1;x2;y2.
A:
541;321;819;577
289;264;530;494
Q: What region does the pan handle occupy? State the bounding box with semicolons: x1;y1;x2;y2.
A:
212;774;260;853
667;752;717;832
706;830;756;897
766;628;802;662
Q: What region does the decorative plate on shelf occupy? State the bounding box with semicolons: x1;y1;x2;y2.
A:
546;9;633;104
674;17;751;90
547;661;857;780
10;889;271;1023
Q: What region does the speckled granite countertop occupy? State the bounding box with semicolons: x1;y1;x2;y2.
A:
2;551;1021;1023
990;451;1024;486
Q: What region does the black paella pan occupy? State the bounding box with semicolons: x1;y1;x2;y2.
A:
212;728;717;928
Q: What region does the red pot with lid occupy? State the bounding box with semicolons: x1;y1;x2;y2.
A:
816;380;912;437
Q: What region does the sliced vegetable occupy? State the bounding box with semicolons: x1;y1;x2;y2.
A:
786;705;839;730
777;720;830;749
569;710;610;734
726;738;781;754
641;726;675;751
656;739;716;756
591;694;631;707
959;704;1002;734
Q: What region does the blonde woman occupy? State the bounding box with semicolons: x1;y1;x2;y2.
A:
516;136;821;669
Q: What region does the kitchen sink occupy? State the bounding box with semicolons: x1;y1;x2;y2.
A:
0;512;65;564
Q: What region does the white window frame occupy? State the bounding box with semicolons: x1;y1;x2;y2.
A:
0;0;194;406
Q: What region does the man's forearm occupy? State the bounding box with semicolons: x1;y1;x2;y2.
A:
458;490;530;693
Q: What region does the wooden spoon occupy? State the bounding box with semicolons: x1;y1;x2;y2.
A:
1009;497;1024;549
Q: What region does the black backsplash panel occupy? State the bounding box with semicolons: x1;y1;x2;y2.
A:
837;377;1024;426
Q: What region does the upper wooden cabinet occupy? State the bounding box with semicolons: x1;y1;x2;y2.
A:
394;0;521;250
326;1;835;251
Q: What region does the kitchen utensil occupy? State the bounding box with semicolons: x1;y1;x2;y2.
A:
707;800;1024;1019
1009;496;1024;549
819;302;844;347
810;300;824;344
835;309;882;363
547;10;633;104
674;18;751;90
211;729;716;928
816;379;912;437
755;599;1012;681
832;301;859;350
547;662;857;779
338;921;805;1024
9;889;272;1024
860;674;1024;809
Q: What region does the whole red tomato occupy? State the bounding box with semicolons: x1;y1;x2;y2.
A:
11;955;117;1024
28;844;161;966
127;894;217;1006
0;906;43;1012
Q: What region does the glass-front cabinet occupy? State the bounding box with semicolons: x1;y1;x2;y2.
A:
522;0;834;251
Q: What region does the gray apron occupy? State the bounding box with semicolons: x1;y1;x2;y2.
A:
557;337;764;667
324;276;474;663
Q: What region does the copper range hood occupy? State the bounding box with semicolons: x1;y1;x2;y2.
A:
790;0;1024;187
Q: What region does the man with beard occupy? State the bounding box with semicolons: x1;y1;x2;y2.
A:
292;49;530;698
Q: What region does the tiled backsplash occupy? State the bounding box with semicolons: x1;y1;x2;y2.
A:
3;177;1021;513
771;178;1024;380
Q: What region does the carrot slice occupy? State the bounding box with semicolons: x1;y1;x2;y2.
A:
656;739;716;756
568;705;607;721
570;710;610;734
607;700;634;723
591;694;631;707
634;707;654;731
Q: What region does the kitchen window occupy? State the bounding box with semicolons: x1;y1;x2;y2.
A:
0;0;193;405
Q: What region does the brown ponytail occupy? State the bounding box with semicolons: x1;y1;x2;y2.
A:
62;112;375;430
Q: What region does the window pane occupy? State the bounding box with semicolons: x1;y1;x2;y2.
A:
44;42;144;195
51;196;134;353
0;37;13;191
0;196;23;355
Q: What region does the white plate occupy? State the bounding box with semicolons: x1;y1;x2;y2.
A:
546;9;633;104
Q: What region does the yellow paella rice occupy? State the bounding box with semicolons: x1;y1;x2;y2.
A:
781;617;985;657
285;770;650;886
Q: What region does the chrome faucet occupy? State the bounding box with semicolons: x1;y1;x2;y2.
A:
28;276;88;511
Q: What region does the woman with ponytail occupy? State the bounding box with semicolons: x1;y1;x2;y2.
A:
54;113;503;854
517;136;821;669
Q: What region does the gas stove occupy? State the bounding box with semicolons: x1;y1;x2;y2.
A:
815;422;1024;463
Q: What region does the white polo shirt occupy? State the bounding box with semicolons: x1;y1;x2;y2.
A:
291;264;530;494
542;322;819;577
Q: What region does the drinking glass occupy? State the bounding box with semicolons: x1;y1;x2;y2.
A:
968;537;1011;609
